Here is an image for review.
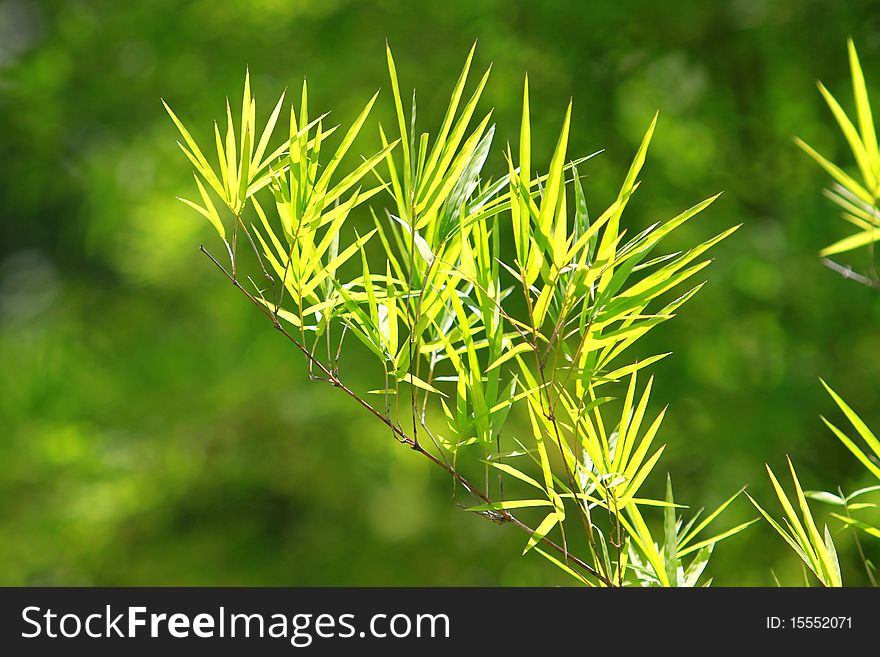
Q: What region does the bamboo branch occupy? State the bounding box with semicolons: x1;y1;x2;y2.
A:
200;244;611;586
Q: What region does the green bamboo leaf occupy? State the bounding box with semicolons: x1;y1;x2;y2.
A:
795;137;874;206
526;403;555;495
821;418;880;480
619;445;666;506
252;90;287;172
595;529;614;584
848;38;879;165
418;113;493;223
237;109;252;204
619;375;653;473
439;125;495;236
824;524;842;586
384;262;398;355
255;300;301;327
765;463;816;565
178;174;226;239
523;512;559;555
519;74;531;195
239;69;251;154
746;492;814;569
537;101;572;240
399;372;448;397
679;487;747;549
624;503;669;586
601;354;671;383
681;545;713;587
224;99;238;206
418;67;493;209
302;189;363;282
421;41;477;187
816;81;874;186
322;140;400;208
486;342;532;371
848;484;880;501
664;475;678;586
831;513;880;538
821;379;880;464
214;121;230;201
487;461;543;491
252;197;285;260
316;90;381;194
677;519;759;558
621;406;666;483
571;161;594;260
358;231;379;329
163;100;224;194
823;185;880;226
596;112;658;266
819;228;880;257
300;229;378;299
533;548;590;585
385;42;411;193
389;214;435;265
257;115;335;175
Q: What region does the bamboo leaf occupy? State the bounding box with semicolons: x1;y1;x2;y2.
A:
821;379;880;465
317;90;381;194
848;38;879;165
816;81;874;186
178;174;226;239
664;475;678;586
824;524;842;586
533;547;590;585
682;545;713;587
385;42;411;194
252;90;287;173
163;100;223;193
486;342;533;371
488;462;544;491
679;487;747;549
677;519;759;558
796;137;874;206
819;228;880;257
832;513;880;539
399;372;448;397
421;41;477;188
523;512;559;554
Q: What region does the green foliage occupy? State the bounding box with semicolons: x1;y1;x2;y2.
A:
814;382;880;550
747;459;842;587
798;39;880;262
752;39;880;587
7;0;880;588
624;477;755;587
821;380;880;483
168;44;748;586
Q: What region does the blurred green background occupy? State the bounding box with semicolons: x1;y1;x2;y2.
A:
2;0;880;586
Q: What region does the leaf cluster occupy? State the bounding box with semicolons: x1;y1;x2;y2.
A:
167;44;747;586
